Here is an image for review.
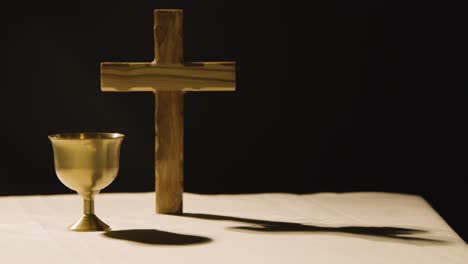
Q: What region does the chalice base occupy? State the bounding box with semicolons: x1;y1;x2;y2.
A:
68;214;111;232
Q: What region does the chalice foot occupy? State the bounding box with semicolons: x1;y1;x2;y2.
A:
69;215;110;232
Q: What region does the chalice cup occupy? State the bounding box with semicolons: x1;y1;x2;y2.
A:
49;133;125;231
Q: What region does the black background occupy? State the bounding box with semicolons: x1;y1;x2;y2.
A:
2;1;466;241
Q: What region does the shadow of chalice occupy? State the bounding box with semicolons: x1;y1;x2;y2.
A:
49;132;124;231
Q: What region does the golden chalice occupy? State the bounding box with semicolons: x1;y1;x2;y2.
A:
49;133;125;231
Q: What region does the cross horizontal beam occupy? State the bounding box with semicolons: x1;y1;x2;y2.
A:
101;62;235;92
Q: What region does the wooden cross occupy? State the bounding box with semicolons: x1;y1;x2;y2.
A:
100;9;236;214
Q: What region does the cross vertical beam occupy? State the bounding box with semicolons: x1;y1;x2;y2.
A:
154;10;184;214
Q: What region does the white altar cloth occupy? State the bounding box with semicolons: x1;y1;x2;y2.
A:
0;192;466;264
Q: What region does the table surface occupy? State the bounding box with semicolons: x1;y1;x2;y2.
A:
0;192;467;264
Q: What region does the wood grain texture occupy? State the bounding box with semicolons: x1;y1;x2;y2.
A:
153;10;184;215
101;62;235;92
155;91;184;214
154;9;183;64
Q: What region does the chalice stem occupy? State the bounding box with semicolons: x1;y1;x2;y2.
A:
83;198;94;215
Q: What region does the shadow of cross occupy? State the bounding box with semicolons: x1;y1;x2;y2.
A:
180;213;448;245
100;9;236;215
